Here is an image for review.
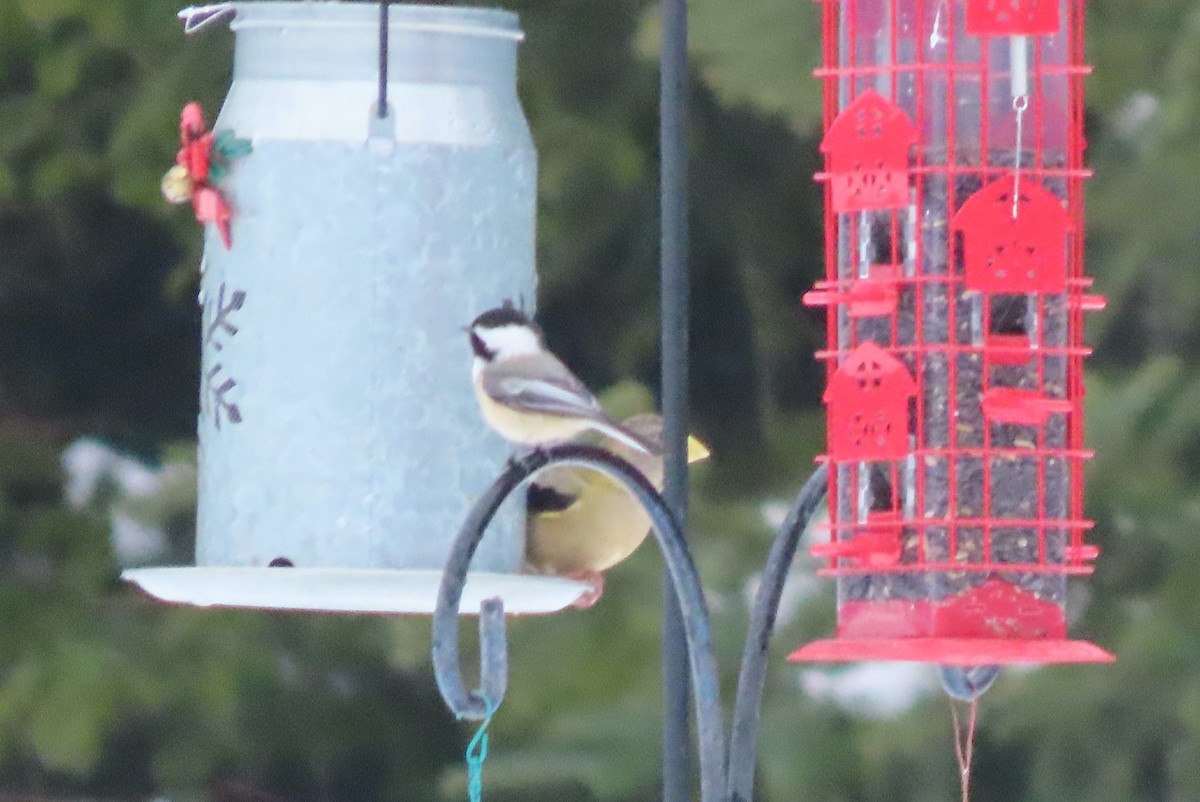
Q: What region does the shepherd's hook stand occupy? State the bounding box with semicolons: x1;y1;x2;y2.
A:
432;445;830;802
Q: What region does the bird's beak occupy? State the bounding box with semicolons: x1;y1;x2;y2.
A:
685;435;711;464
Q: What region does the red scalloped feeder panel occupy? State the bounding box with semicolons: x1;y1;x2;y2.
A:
821;90;917;213
953;178;1071;294
824;342;915;461
965;0;1060;36
826;580;1066;642
933;578;1065;639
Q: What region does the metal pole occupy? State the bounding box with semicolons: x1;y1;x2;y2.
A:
376;0;388;117
659;0;690;798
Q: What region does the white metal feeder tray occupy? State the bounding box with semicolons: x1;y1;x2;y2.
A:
123;567;590;615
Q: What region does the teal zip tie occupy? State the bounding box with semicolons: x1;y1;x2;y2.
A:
466;696;498;802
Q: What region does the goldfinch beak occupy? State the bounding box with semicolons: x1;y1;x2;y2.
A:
685;435;711;464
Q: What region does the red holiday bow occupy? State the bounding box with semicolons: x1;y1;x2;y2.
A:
164;102;250;249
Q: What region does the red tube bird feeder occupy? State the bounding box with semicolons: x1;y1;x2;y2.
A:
792;0;1114;666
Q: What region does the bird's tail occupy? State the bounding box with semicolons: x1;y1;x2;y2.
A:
591;417;663;456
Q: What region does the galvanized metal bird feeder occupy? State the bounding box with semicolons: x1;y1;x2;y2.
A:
793;0;1113;665
124;1;589;614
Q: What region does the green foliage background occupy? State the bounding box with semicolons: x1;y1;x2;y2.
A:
0;0;1195;799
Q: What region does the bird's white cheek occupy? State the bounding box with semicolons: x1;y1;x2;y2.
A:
478;325;542;358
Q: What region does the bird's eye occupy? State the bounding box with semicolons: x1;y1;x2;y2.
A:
469;331;495;360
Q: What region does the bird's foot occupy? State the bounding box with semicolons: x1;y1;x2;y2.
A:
565;570;605;609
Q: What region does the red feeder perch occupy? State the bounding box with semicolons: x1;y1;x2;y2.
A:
794;0;1112;667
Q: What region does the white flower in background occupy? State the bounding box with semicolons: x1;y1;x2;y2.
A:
61;438;196;567
1112;91;1160;140
798;663;936;718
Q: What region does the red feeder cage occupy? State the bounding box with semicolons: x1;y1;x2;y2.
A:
793;0;1113;666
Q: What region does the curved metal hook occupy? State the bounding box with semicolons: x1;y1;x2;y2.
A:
727;463;828;802
178;4;236;35
431;444;727;801
431;454;537;721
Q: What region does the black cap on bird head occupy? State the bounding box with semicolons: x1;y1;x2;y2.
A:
468;299;542;360
470;299;537;332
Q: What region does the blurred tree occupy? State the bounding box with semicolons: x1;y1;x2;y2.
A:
0;0;226;442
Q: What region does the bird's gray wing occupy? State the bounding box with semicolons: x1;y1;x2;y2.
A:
481;354;605;419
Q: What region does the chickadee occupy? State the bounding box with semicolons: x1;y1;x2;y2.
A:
467;303;659;454
526;413;710;605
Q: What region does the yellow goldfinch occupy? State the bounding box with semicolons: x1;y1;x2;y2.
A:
525;413;710;605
